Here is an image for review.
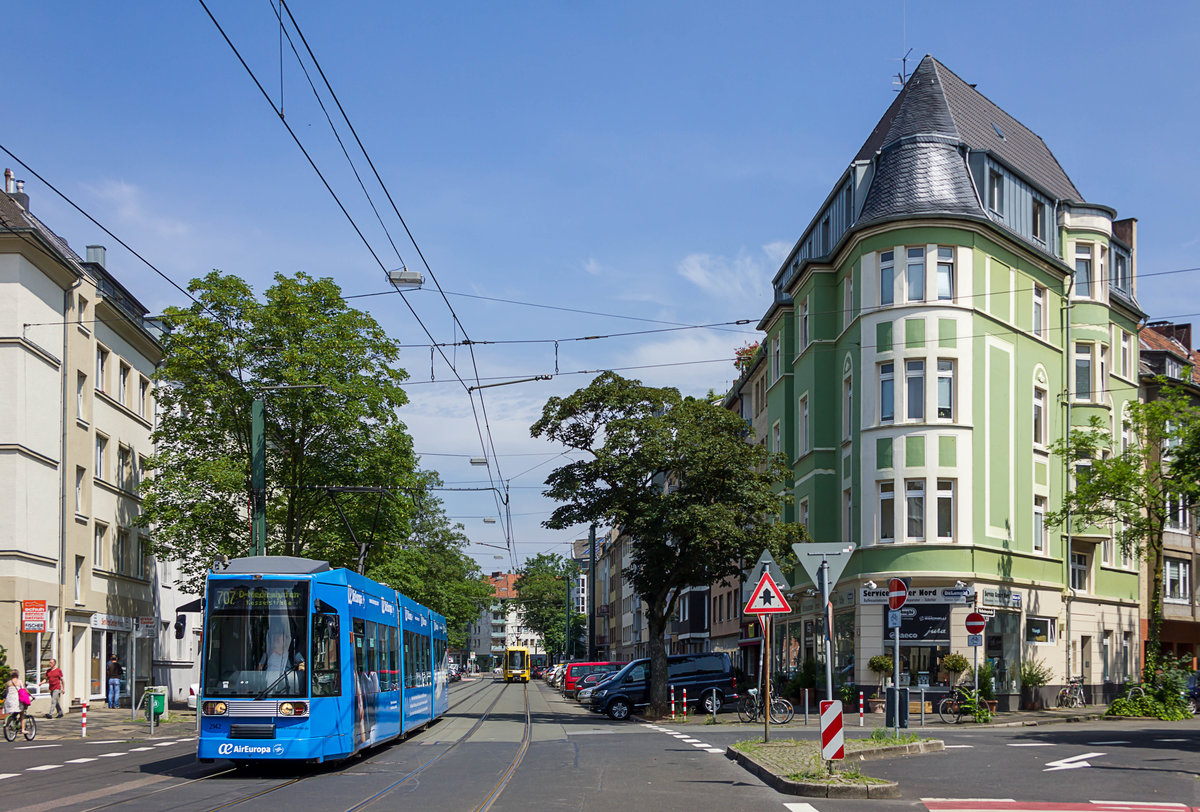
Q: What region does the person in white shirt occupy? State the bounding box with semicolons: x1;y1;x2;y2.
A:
261;630;304;690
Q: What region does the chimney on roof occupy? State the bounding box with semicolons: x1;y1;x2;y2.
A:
86;245;107;268
4;168;12;194
1147;321;1193;353
8;174;30;212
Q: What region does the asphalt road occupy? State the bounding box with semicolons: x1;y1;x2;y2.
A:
1;680;1196;812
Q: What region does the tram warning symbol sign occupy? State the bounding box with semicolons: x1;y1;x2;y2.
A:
744;571;792;615
887;578;908;610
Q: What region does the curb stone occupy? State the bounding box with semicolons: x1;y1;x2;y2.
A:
725;745;908;799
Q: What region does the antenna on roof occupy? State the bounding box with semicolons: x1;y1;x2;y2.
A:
891;1;911;92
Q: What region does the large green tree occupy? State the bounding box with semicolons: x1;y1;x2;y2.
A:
531;372;803;716
1048;382;1200;674
139;270;418;591
513;552;585;659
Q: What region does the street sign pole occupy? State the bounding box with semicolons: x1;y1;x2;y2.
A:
762;614;771;743
893;613;900;737
792;543;855;704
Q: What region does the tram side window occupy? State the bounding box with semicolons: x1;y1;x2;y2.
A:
354;618;366;690
403;630;415;689
311;613;341;697
422;635;432;686
391;623;400;686
365;620;379;694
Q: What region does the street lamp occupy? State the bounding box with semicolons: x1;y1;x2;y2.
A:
387;268;424;289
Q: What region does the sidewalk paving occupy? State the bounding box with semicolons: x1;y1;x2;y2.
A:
648;703;1106;731
26;705;199;742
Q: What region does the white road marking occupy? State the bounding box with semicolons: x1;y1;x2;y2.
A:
944;744;974;749
98;752;127;757
1044;751;1105;771
1089;803;1186;807
681;738;701;743
0;773;21;780
783;803;822;812
15;744;61;749
706;748;724;754
1154;738;1187;742
1007;742;1056;747
86;740;123;745
153;742;175;747
690;742;711;748
129;746;155;751
921;800;1014;803
175;737;196;742
26;765;62;771
65;758;96;763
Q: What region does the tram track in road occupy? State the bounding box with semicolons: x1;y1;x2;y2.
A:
468;680;531;812
343;681;520;806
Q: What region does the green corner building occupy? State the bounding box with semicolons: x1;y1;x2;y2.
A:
758;56;1141;709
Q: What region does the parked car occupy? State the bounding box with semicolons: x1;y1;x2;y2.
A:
1184;673;1199;715
587;652;739;720
574;671;613;700
187;683;199;710
562;662;624;698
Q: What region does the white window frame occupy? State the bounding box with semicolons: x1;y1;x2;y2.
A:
75;467;85;514
799;299;809;350
1032;285;1046;338
1070;550;1089;593
77;372;87;419
799;498;809;529
907;246;925;302
772;421;781;455
879;482;895;542
1164;558;1191;603
799;395;809;455
771;335;781;382
93;523;106;569
845;270;855;321
906;359;925;421
1075;243;1093;298
139;377;150;418
905;479;925;541
96;347;108;392
936;479;955;541
936;359;955;421
843;488;853;543
879;250;895;306
1033;387;1047;447
1032;199;1045;242
95;435;107;480
74;556;84;604
1025;616;1056;645
936;246;954;301
879;363;894;423
989;170;1004;213
843;374;853;441
1033;496;1047;553
1120;331;1132;378
1074;343;1094;401
118;362;130;406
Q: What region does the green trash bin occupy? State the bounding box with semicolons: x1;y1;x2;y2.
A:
145;688;166;720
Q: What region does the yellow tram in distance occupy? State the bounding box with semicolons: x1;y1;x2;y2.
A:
502;646;530;683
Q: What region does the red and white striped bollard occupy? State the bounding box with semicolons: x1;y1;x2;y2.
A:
81;701;87;738
859;691;864;726
670;685;675;720
682;688;688;721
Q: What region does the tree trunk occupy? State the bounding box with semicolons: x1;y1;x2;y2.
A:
646;602;670;718
1146;526;1165;677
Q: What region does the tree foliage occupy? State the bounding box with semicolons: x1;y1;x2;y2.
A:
1048;383;1200;672
531;372;805;715
139;271;418;592
513;552;585;658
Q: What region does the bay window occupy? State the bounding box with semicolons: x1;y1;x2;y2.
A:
936;246;954;301
880;250;895;306
936;359;955;420
879;482;895;541
907;247;925;302
906;360;925;420
906;479;925;541
1075;243;1093;298
879;363;894;423
936;479;955;540
1075;343;1093;401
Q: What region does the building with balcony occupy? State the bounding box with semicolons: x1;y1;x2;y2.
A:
755;56;1142;708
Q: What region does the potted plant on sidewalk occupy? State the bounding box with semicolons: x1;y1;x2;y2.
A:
867;654;892;712
1019;657;1053;710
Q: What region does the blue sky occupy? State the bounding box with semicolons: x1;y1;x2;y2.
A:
6;2;1199;572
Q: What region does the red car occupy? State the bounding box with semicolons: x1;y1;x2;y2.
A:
561;662;624;698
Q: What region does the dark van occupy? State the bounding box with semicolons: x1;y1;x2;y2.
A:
587;652;738;720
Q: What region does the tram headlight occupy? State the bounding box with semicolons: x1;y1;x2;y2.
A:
277;701;308;717
279;702;294;716
203;701;227;716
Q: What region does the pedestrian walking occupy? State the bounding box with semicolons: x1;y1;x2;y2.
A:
41;659;64;718
106;654;123;709
4;672;30;736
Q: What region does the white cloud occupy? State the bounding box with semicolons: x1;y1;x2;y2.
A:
86;179;191;239
677;242;784;306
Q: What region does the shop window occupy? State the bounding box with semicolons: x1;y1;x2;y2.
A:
1025;616;1056;644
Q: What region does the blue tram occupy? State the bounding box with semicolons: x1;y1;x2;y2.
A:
196;556;449;763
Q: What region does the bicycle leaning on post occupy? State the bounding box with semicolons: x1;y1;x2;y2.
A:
1056;676;1086;708
937;685;991;724
736;687;794;724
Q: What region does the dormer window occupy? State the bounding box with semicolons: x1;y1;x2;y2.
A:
1032;199;1046;243
989;170;1004;214
1165;356;1184;379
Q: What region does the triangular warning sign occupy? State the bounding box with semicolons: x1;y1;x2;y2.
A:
744;570;792;615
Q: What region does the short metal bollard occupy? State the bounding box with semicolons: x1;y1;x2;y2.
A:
920;689;926;726
803;688;809;725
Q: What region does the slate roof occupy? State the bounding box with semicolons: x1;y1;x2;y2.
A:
854;55;1082;223
0;188;88;271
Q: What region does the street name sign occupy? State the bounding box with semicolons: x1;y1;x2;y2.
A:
888;578;908;610
744;571;792;615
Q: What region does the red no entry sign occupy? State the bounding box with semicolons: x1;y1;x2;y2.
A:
965;612;986;634
887;578;908;610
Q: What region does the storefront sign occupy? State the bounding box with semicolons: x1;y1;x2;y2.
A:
860;586;974;605
90;613;133;632
135;616;156;639
981;588;1022;608
883;604;950;643
21;600;47;632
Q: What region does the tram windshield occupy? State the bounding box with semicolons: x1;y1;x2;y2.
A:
203;580;309;698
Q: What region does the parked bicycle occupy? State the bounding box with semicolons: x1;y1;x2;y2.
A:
1057;676;1086;708
736;688;794;724
3;711;36;742
937;686;992;724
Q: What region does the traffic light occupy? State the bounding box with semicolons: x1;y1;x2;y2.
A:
174;614;186;639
